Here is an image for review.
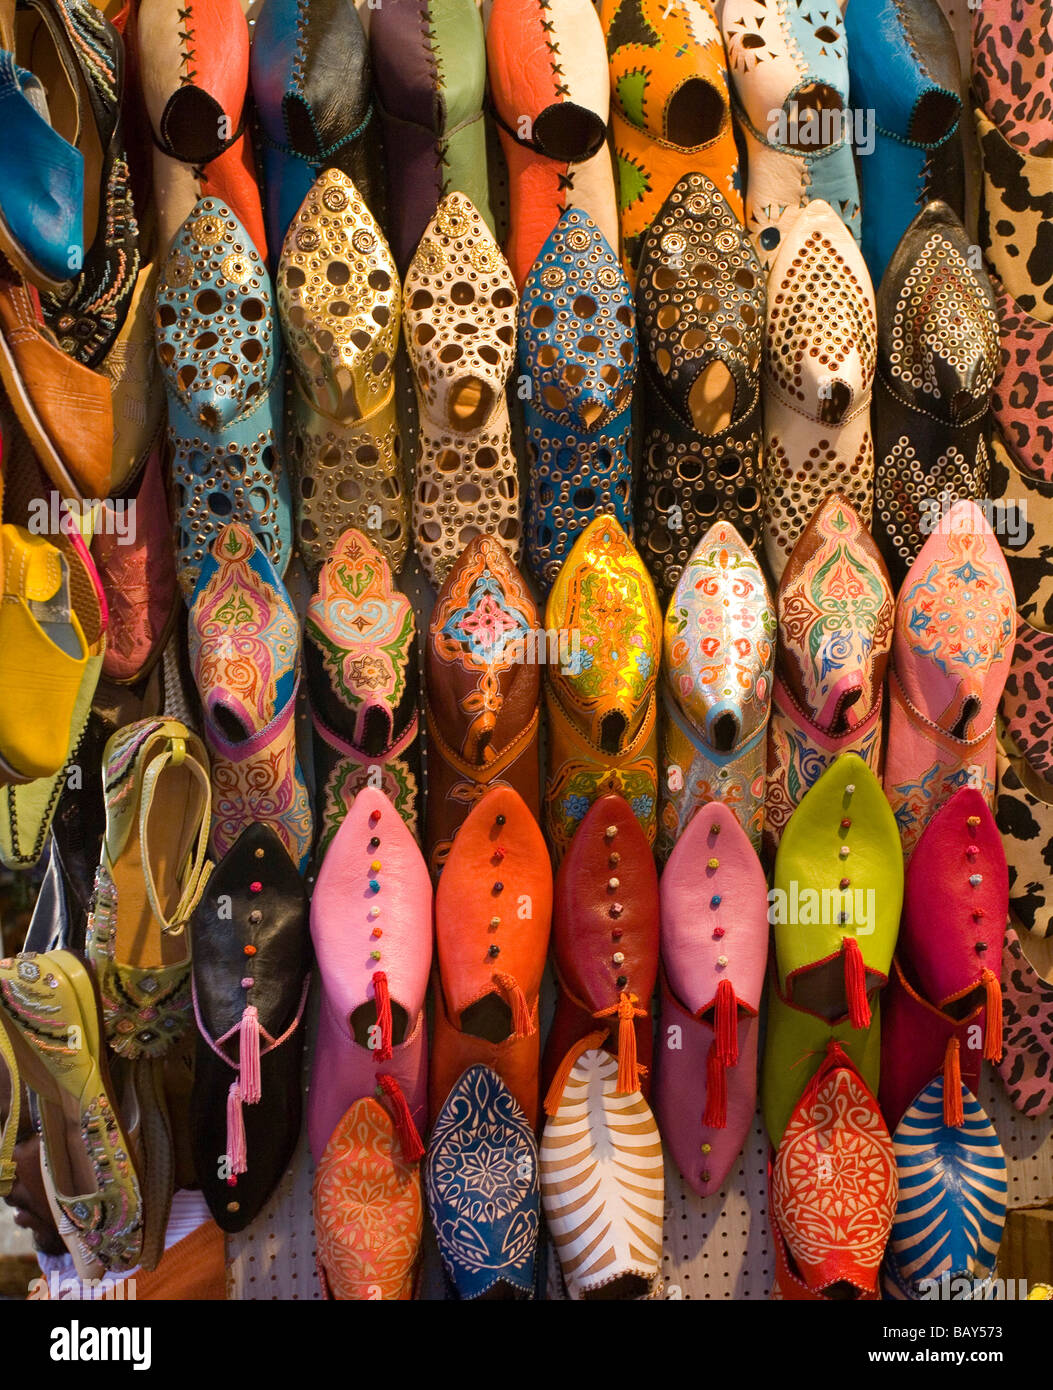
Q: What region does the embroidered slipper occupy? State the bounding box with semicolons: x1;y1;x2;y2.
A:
659;519;774;857
541;1045;664;1300
424;535;541;877
883;1076;1007;1299
721;0;859;271
883;500;1015;855
139;0;267;260
762;199;877;582
314;1095;423;1301
1001;620;1053;781
997;924;1053;1118
976;108;1053;320
773;754;902;1034
431;786;552;1129
844;0;965;289
879;956;985;1135
657;801;767;1197
305;529;419;862
188;523;312;872
898;787;1007;1065
486;0;618;291
871;202;999;585
761;966;882;1149
251;0;378;263
25;0;139;366
990;279;1053;481
543;795;658;1102
156;197;292;596
765;494;894;856
600;0;742;281
770;1042;896;1299
426;1065;539;1301
85;717;211;1267
307;787;432;1163
189;824;310;1233
371;0;493;276
403;192;521;587
519;208;636;593
997;743;1053;940
277;169;408;575
544;515;661;862
634;173;764;601
0;949;142;1275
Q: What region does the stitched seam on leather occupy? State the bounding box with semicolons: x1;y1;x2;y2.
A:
419;0;446;179
539;0;569;101
424;698;538;777
545;679;656;760
176;1;196;85
762;369;872;426
889;666;995;748
875;366;989;427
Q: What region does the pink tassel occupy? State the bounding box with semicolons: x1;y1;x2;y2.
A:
227;1081;248;1175
239;1005;262;1104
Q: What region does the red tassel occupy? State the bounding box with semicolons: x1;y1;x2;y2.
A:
943;1038;964;1127
372;972;393;1062
982;969;1003;1061
376;1074;424;1162
494;972;533;1037
702;1040;727;1129
843;937;871;1029
226;1080;247;1175
713;978;738;1066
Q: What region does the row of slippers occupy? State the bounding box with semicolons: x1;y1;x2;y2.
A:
3;755;1031;1299
0;479;1023;886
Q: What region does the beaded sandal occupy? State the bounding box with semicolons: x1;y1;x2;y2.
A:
403;193;521;587
0;948;142;1277
519;208;636;594
156;197;292;597
277;170;408;575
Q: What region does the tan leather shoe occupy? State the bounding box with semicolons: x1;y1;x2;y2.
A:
0;274;112;501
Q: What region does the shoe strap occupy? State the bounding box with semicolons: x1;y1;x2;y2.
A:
138;741;213;937
0;1016;21;1196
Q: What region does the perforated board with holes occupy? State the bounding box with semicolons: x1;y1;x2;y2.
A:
222;0;1051;1301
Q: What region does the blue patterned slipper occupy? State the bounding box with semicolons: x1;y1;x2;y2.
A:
156;197;292;596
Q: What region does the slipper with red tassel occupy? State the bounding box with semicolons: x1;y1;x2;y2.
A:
655;802;768;1197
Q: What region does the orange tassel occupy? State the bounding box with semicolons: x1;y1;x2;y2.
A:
493;972;534;1037
713;978;738;1066
943;1038;964;1127
372;972;393;1062
982;969;1003;1061
376;1074;424;1161
702;1040;727;1128
843;937;871;1029
593;991;646;1095
543;1030;609;1116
